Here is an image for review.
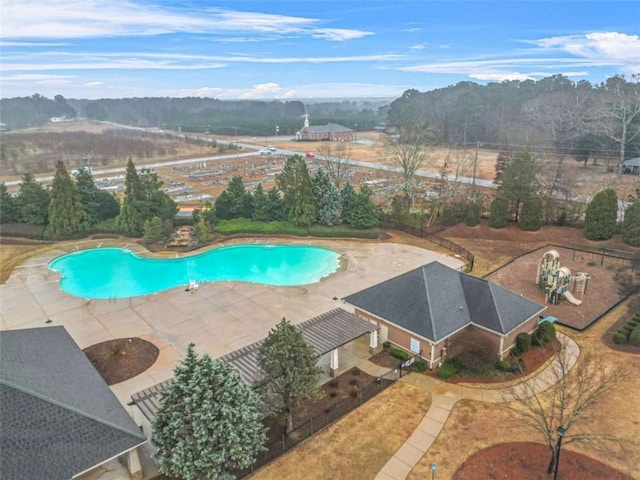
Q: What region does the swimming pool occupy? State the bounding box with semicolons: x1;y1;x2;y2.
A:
48;245;341;299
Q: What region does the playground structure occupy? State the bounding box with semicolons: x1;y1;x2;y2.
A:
536;250;590;305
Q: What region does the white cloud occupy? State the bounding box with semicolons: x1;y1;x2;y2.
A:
83;81;104;87
410;43;428;51
239;82;283;99
1;1;371;42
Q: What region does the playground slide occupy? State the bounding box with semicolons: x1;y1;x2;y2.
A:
563;291;582;305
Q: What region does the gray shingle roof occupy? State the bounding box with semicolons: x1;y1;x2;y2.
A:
0;327;146;480
132;308;376;422
343;261;545;342
298;123;353;134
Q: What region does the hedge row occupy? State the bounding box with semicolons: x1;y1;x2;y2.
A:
214;218;379;239
613;309;640;346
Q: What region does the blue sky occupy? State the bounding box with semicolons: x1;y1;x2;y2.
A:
1;1;638;99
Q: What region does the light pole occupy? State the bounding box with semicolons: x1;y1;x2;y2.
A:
547;426;567;480
275;125;279;138
431;462;437;480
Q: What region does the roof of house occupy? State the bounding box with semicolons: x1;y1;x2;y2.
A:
0;327;147;480
131;308;376;422
622;157;640;167
297;123;353;134
343;261;545;342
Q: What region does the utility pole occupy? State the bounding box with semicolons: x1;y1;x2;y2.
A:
472;139;479;187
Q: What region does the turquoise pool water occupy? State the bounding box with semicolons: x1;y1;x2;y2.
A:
48;245;341;299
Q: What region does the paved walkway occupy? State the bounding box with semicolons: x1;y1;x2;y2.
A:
372;333;580;480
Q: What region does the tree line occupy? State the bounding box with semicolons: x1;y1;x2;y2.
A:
387;74;640;171
0;94;388;134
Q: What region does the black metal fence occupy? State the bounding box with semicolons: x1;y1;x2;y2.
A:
379;217;475;272
235;367;403;478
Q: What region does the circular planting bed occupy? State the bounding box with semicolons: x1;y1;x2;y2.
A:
453;442;634;480
84;338;159;385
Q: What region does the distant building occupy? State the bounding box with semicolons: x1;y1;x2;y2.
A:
621;157;640;175
296;114;354;141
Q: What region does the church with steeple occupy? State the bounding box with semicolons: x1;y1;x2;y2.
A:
295;113;354;142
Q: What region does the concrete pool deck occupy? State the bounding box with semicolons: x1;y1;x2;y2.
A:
0;238;464;407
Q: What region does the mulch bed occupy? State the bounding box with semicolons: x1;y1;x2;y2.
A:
453;442;634;480
83;338;159;385
370;341;559;384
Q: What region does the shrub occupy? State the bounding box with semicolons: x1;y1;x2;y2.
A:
308;224;379;239
518;196;543;231
511;359;525;373
350;390;359;398
629;324;640;347
535;321;556;345
584;188;618;240
613;332;629;345
412;358;428;372
496;360;512;371
456;345;492;373
437;362;460;379
382;341;391;350
489;196;510;228
516;332;532;353
328;380;338;389
464;202;481;227
389;347;409;361
510;347;521;358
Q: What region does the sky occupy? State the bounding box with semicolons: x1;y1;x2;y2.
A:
1;0;639;100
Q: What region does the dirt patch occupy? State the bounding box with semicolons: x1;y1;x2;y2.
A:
84;338;159;385
453;442;634;480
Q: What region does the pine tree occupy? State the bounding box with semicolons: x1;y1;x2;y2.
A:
276;156;316;226
622;199;640;246
265;187;285;221
142;216;166;245
226;175;253;219
518;196;543;231
340;182;356;222
584;188;618;240
0;183;18;223
116;159;144;236
313;168;342;226
252;183;270;221
45;160;89;239
346;185;378;229
153;344;266;480
489;196;510;228
17;172;50;225
258;318;322;433
75;167;119;224
499;151;540;222
464;201;481;227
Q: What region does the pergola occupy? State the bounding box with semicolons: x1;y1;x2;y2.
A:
132;308;378;424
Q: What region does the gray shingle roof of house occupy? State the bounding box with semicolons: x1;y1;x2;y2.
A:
298;123;353;134
622;157;640;167
343;261;545;342
0;327;147;480
132;308;376;422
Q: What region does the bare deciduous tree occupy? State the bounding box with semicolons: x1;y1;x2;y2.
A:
505;337;627;474
316;141;352;189
382;125;436;208
591;75;640;177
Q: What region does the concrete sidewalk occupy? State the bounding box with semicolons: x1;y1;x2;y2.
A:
375;333;579;480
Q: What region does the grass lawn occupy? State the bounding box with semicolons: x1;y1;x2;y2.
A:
252;382;430;480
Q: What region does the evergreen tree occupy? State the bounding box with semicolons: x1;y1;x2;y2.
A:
489;196;510;228
258;318;322;433
193;217;212;245
16;172;50;225
252;183;270;222
153;344;266;480
265;187;285;221
439;204;455;226
313;168;342;226
75;167;119;224
622;199;640;246
346;185;379;229
464;201;481;227
200;201;217;227
499;151;540;222
116;159;144;236
518;196;543;231
390;193;410;224
340;182;356;222
45;160;90;239
584;188;618;240
138;168;178;222
225;175;253;219
142;216;166;245
0;183;18;223
276;156;316;226
214;191;233;220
